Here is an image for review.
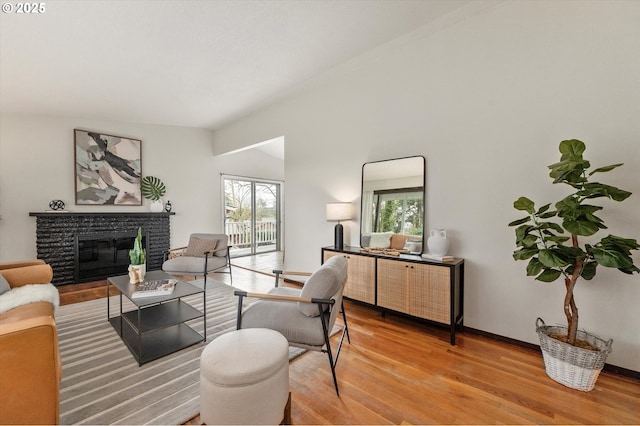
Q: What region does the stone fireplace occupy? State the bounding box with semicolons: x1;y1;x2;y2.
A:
29;212;174;285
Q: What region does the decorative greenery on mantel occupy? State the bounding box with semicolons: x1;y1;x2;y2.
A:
509;139;639;346
141;176;166;201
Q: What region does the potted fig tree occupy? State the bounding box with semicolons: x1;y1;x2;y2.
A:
509;139;639;391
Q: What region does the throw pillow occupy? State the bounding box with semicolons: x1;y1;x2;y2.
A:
298;256;348;317
368;232;393;248
0;273;10;295
184;236;218;257
390;234;409;250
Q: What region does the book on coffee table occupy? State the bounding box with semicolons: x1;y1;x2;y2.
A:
132;279;177;298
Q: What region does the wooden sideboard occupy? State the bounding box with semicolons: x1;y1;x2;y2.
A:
322;246;464;345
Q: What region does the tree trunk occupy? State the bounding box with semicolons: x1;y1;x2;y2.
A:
564;234;582;345
564;277;579;345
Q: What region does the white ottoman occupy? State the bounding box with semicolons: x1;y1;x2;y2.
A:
200;328;290;425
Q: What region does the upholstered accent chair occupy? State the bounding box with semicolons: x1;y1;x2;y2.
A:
234;255;350;395
162;233;232;287
0;260;61;425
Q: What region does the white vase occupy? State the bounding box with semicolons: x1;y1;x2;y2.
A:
128;263;146;283
427;229;450;256
149;200;163;212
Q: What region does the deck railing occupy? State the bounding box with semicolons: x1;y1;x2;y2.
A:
226;220;277;251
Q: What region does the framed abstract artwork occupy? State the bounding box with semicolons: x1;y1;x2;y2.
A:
74;129;142;205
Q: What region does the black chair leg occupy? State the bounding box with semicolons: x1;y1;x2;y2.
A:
319;304;340;396
326;346;339;396
204;255;209;289
341;302;351;344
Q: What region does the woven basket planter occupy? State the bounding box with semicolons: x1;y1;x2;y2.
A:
536;318;613;392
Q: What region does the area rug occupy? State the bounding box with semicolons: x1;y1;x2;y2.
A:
56;279;305;425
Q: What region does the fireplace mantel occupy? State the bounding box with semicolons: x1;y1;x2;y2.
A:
29;212;176;218
30;212;175;285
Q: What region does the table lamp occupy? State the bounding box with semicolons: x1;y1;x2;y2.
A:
326;202;352;250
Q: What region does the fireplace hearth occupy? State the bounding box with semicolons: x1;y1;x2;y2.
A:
30;212;174;285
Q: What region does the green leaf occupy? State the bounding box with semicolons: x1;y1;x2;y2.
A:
580;261;597;280
619;265;640;274
513;247;539;261
536;203;551;215
582;183;632;202
555;196;579;216
538;222;565;234
559;139;586;158
544;235;571;244
583;211;604;226
514;197;535;214
536;268;562;282
589;163;623;175
522;234;538;247
514;224;533;244
539;249;571;267
562;218;599;236
526;257;543;276
601;235;640;252
508;217;530;227
549;161;588;185
141;176;166;201
539;211;558;219
592;246;634;269
555;245;587;259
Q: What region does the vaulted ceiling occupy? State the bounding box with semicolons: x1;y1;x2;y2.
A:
0;0;472;130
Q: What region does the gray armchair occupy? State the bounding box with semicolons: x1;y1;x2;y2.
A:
162;233;232;287
234;255;350;395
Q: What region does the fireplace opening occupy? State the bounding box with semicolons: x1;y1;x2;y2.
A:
75;232;148;282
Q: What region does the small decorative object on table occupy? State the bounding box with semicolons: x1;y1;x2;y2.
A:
360;247;407;256
164;200;172;212
404;240;422;253
421;253;454;262
128;227;146;283
427;228;449;257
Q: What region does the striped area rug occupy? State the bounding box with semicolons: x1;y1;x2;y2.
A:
56;279;302;425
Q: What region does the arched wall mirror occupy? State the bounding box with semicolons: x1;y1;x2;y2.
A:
360;155;425;253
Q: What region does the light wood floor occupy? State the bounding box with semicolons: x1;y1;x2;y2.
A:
59;252;640;425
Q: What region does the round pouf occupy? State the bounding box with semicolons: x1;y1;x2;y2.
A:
200;328;290;425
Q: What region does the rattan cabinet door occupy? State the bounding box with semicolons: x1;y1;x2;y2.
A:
409;263;450;324
377;258;410;313
324;251;375;304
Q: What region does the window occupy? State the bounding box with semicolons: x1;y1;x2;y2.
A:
223;176;282;256
371;188;423;236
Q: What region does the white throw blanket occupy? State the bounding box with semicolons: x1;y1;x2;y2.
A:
0;283;59;315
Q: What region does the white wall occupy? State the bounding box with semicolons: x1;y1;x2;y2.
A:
213;1;640;371
0;114;284;257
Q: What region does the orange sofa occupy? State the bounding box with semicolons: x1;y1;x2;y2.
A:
0;260;61;425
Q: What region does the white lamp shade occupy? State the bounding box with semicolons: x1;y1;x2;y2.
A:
326;202;352;222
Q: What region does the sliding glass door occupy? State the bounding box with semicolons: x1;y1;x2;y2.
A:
223;176;281;256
